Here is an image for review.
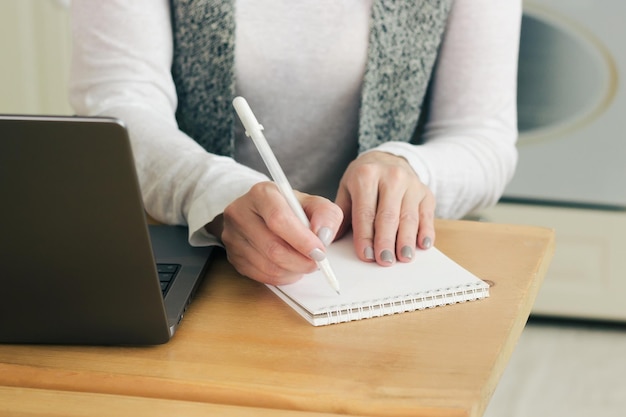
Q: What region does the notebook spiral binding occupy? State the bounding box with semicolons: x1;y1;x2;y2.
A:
321;281;489;325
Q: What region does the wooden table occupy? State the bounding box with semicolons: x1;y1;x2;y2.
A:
0;220;555;417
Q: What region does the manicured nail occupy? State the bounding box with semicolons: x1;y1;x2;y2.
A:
364;246;375;260
422;237;432;249
401;245;413;260
381;249;394;263
317;227;333;247
309;248;326;262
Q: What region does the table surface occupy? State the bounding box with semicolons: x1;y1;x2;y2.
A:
0;219;555;417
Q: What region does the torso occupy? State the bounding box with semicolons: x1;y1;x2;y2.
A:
233;0;373;198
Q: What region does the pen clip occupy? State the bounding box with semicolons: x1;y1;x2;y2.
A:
244;124;264;138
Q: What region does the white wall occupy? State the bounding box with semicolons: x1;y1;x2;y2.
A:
0;0;72;115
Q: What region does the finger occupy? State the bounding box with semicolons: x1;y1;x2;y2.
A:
416;189;436;250
254;184;324;262
250;183;331;267
224;234;309;286
222;183;318;282
345;168;379;262
333;185;352;240
372;174;405;266
395;187;421;263
299;192;344;247
221;213;309;286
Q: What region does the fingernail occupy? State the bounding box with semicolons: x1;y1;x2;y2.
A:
364;246;375;260
422;237;432;249
309;248;326;262
381;249;394;263
317;227;333;247
401;245;413;260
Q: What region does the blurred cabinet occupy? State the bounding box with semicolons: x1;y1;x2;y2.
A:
475;203;626;322
0;0;72;114
480;1;626;322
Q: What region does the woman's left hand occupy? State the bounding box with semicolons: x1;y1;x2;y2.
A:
335;151;436;265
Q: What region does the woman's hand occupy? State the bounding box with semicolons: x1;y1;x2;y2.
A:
207;182;344;286
335;151;435;265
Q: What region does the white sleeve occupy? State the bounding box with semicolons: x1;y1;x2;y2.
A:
370;0;522;219
69;0;268;246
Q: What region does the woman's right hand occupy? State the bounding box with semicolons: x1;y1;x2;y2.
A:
206;181;344;286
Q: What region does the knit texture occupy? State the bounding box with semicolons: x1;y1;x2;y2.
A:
360;0;452;151
170;0;236;156
169;0;452;156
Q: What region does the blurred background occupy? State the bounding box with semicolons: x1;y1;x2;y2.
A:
0;0;72;115
1;1;625;415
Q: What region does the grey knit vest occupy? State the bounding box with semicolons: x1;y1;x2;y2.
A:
170;0;452;156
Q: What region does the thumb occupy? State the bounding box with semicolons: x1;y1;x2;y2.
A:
298;192;344;246
333;187;352;240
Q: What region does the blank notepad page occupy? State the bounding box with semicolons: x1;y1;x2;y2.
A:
267;232;490;326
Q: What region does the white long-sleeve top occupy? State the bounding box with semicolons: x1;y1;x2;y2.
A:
69;0;521;246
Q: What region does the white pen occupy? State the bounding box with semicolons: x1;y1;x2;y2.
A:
232;96;341;295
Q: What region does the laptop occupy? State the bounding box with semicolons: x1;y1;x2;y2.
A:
0;115;214;345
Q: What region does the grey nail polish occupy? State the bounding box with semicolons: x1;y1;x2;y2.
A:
317;227;333;247
309;248;326;262
381;249;394;263
364;246;375;260
401;245;413;260
422;237;432;249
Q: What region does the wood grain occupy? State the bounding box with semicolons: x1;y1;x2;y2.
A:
0;220;555;417
0;386;354;417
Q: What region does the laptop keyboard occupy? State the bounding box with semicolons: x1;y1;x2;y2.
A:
157;263;181;296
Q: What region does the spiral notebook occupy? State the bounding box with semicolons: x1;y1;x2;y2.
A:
267;232;489;326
